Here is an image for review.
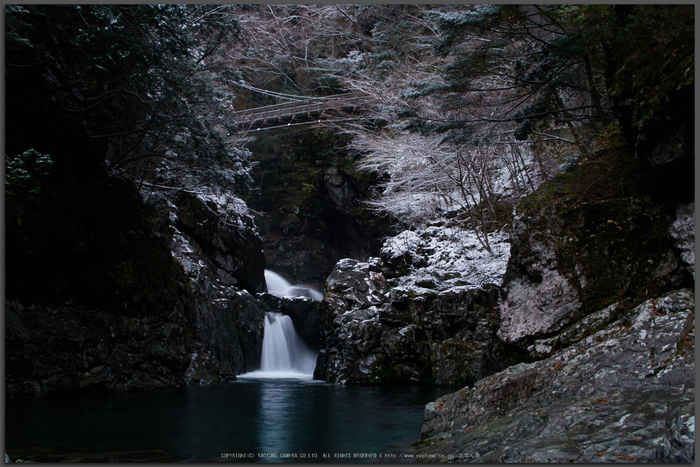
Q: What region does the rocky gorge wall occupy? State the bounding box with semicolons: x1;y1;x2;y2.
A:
5;160;276;396
417;289;695;462
145;188;269;383
407;82;696;460
314;228;524;387
309;82;695;461
314;177;695;461
244;129;394;288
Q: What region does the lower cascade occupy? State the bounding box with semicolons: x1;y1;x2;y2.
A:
240;312;317;379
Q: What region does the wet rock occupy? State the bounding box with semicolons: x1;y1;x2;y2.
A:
6;181;270;397
184;343;237;385
417;289;695;463
257;293;322;348
326;259;386;308
6;168;187;318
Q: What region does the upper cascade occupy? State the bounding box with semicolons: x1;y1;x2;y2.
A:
264;270;323;301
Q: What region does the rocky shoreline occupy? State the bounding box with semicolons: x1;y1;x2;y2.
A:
416;288;694;462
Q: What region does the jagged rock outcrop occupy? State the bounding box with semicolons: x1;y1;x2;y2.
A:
147;189;268;379
6;167;270;395
166;190;266;294
417;289;695;463
314;228;523;386
498;191;690;355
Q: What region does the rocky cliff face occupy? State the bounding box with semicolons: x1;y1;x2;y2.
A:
414;88;695;458
417;289;695;463
5;300;193;397
5;166;198;396
141;188;269;382
6;166;271;395
245;130;393;287
498;195;690;356
314;228;523;387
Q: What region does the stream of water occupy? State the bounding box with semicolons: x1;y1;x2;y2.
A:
239;311;318;379
264;270;323;301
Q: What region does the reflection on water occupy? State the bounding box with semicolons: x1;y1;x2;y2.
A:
257;379;296;455
6;379;453;463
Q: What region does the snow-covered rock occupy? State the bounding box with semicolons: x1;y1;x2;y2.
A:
315;225;521;386
381;227;510;295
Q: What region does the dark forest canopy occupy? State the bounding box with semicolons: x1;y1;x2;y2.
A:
6;4;694;219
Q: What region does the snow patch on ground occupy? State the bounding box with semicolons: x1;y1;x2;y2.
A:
382;225;510;295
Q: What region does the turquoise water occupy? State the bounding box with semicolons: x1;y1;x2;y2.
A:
6;378;451;462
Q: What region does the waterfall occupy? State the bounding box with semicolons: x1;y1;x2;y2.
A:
264;270;323;301
260;312;317;373
237;271;320;380
239;312;317;379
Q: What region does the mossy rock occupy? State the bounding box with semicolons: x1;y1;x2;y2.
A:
556;198;680;312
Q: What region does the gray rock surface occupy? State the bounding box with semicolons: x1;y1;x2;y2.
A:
498;196;686;352
150;190;267;377
315;258;521;386
417;289;695;463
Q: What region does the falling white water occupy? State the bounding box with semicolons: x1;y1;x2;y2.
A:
238;312;318;380
264;270;323;301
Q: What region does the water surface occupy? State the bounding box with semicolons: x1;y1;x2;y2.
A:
6;378;451;462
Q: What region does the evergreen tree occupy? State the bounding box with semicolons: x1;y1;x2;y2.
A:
6;4;252;192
